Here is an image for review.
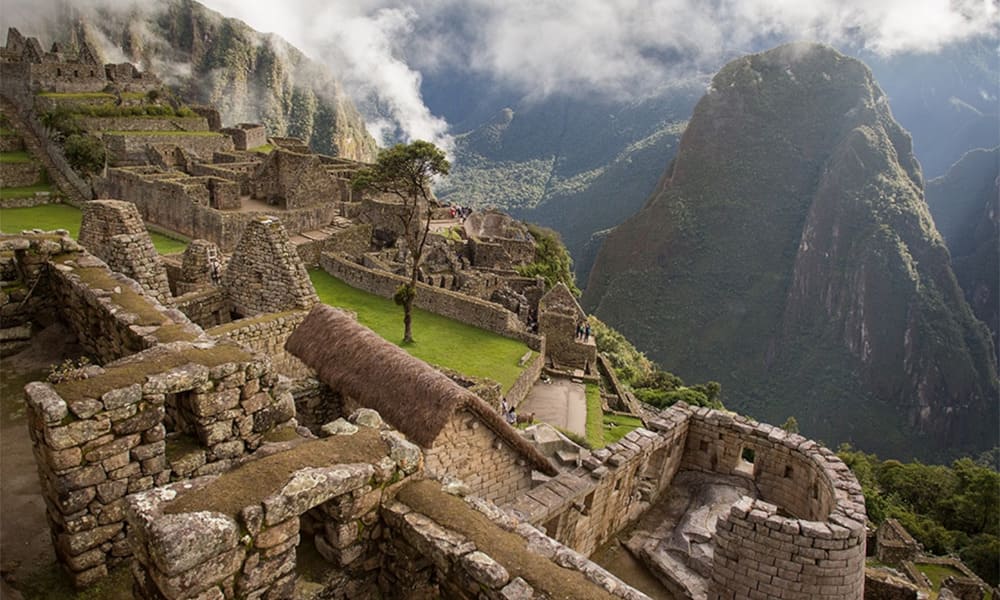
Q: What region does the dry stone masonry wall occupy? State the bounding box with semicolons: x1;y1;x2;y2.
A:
222;216;319;317
78;200;171;303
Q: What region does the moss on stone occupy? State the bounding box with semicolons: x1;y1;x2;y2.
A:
397;479;616;600
207;310;303;337
152;323;199;344
163;428;389;518
54;343;252;405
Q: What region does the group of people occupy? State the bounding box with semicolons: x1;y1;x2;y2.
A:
448;205;473;221
576;320;592;342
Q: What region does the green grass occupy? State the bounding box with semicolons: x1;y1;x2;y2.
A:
17;562;132;599
250;144;274;154
916;563;968;599
0;151;33;163
0;184;56;199
37;92;115;100
585;383;604;448
603;413;643;445
309;268;529;391
0;126;16;136
0;203;187;254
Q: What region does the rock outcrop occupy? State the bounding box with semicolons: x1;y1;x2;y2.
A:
585;43;998;461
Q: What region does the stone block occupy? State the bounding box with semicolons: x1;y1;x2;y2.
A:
256;517;299;549
101;384;142;410
262;464;374;526
57;522;122;556
148;512;241;576
84;433;140;462
25;381;68;424
57;464;107;493
45;418;111;451
461;551;510;588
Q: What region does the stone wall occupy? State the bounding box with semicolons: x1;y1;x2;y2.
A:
0;191;60;207
505;404;868;599
77;116;209;132
539;283;596;371
381;481;644;600
171;287;229;330
424;408;535;505
222;216;319;317
251;149;341;208
294;219;373;267
127;420;420;600
106;167;339;251
102;132;234;166
864;569;919;600
0;161;42;186
875;519;920;566
220;123;266;150
22;333;295;587
78;200;171;303
207;311;311;379
506;411;688;557
507;343;545;407
321;252;540;350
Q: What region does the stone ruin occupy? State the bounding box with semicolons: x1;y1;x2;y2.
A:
538;282;598;373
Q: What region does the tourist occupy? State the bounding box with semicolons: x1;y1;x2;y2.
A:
500;397;510;416
506;407;517;425
576;322;583;339
585;322;591;341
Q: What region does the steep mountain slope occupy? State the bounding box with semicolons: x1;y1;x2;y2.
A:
584;43;998;461
38;0;377;161
926;147;999;363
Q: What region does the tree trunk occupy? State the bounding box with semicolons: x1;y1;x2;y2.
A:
403;296;414;343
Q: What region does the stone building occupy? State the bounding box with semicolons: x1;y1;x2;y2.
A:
219;122;267;151
286;304;558;505
221;215;319;317
463;209;536;269
538;282;598;372
251;148;341;209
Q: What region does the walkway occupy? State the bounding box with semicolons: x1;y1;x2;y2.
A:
519;377;587;437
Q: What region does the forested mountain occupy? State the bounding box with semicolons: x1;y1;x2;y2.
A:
584;43;998;461
926;147;1000;364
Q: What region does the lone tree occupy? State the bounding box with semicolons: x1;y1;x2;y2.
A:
352;140;450;343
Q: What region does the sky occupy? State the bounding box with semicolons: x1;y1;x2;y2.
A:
1;0;997;148
195;0;998;146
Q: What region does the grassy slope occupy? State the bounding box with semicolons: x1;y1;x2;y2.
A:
309;269;528;391
0;184;56;199
0;204;187;254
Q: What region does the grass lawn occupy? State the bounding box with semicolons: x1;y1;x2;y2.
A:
0;184;56;199
37;92;115;100
585;383;604;448
309;268;529;391
603;413;643;445
0;151;32;163
0;203;187;254
914;562;991;599
250;144;275;154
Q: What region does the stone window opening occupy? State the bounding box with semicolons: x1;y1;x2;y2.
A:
812;482;819;500
543;515;560;537
164;389;197;436
784;465;794;478
699;439;709;452
735;446;756;478
73;69;78;77
56;67;61;76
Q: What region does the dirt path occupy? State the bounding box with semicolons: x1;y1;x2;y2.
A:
519;378;586;437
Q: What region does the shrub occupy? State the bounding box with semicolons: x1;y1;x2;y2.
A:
63;134;106;175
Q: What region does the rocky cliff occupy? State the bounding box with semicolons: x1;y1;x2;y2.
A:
926;147;999;364
585;43;998;461
57;0;377;161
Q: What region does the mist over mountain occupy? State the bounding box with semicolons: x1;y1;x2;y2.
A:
584;43;998;462
0;0;378;161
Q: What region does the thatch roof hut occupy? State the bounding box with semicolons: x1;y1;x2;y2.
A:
286;304;556;476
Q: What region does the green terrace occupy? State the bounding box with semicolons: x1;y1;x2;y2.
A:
37;91;146;101
102;130;223;137
309;268;530;392
0;184;57;199
0;151;32;163
0;203;188;255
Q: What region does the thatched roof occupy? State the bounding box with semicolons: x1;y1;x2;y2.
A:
286;304;556;476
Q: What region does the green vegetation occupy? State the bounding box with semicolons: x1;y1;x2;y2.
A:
309;269;528;391
0;184;56;199
838;445;1000;585
37;91;116;100
0;203;187;254
352;140;451;343
590;316;653;383
0;150;32;163
603;413;643;445
250;144;274;154
584;383;604;447
102;130;222;137
63;134;106;175
517;223;579;296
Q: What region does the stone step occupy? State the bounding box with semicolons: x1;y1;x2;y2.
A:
555;449;579;466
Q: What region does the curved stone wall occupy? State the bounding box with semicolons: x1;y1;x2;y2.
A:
679;408;866;599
